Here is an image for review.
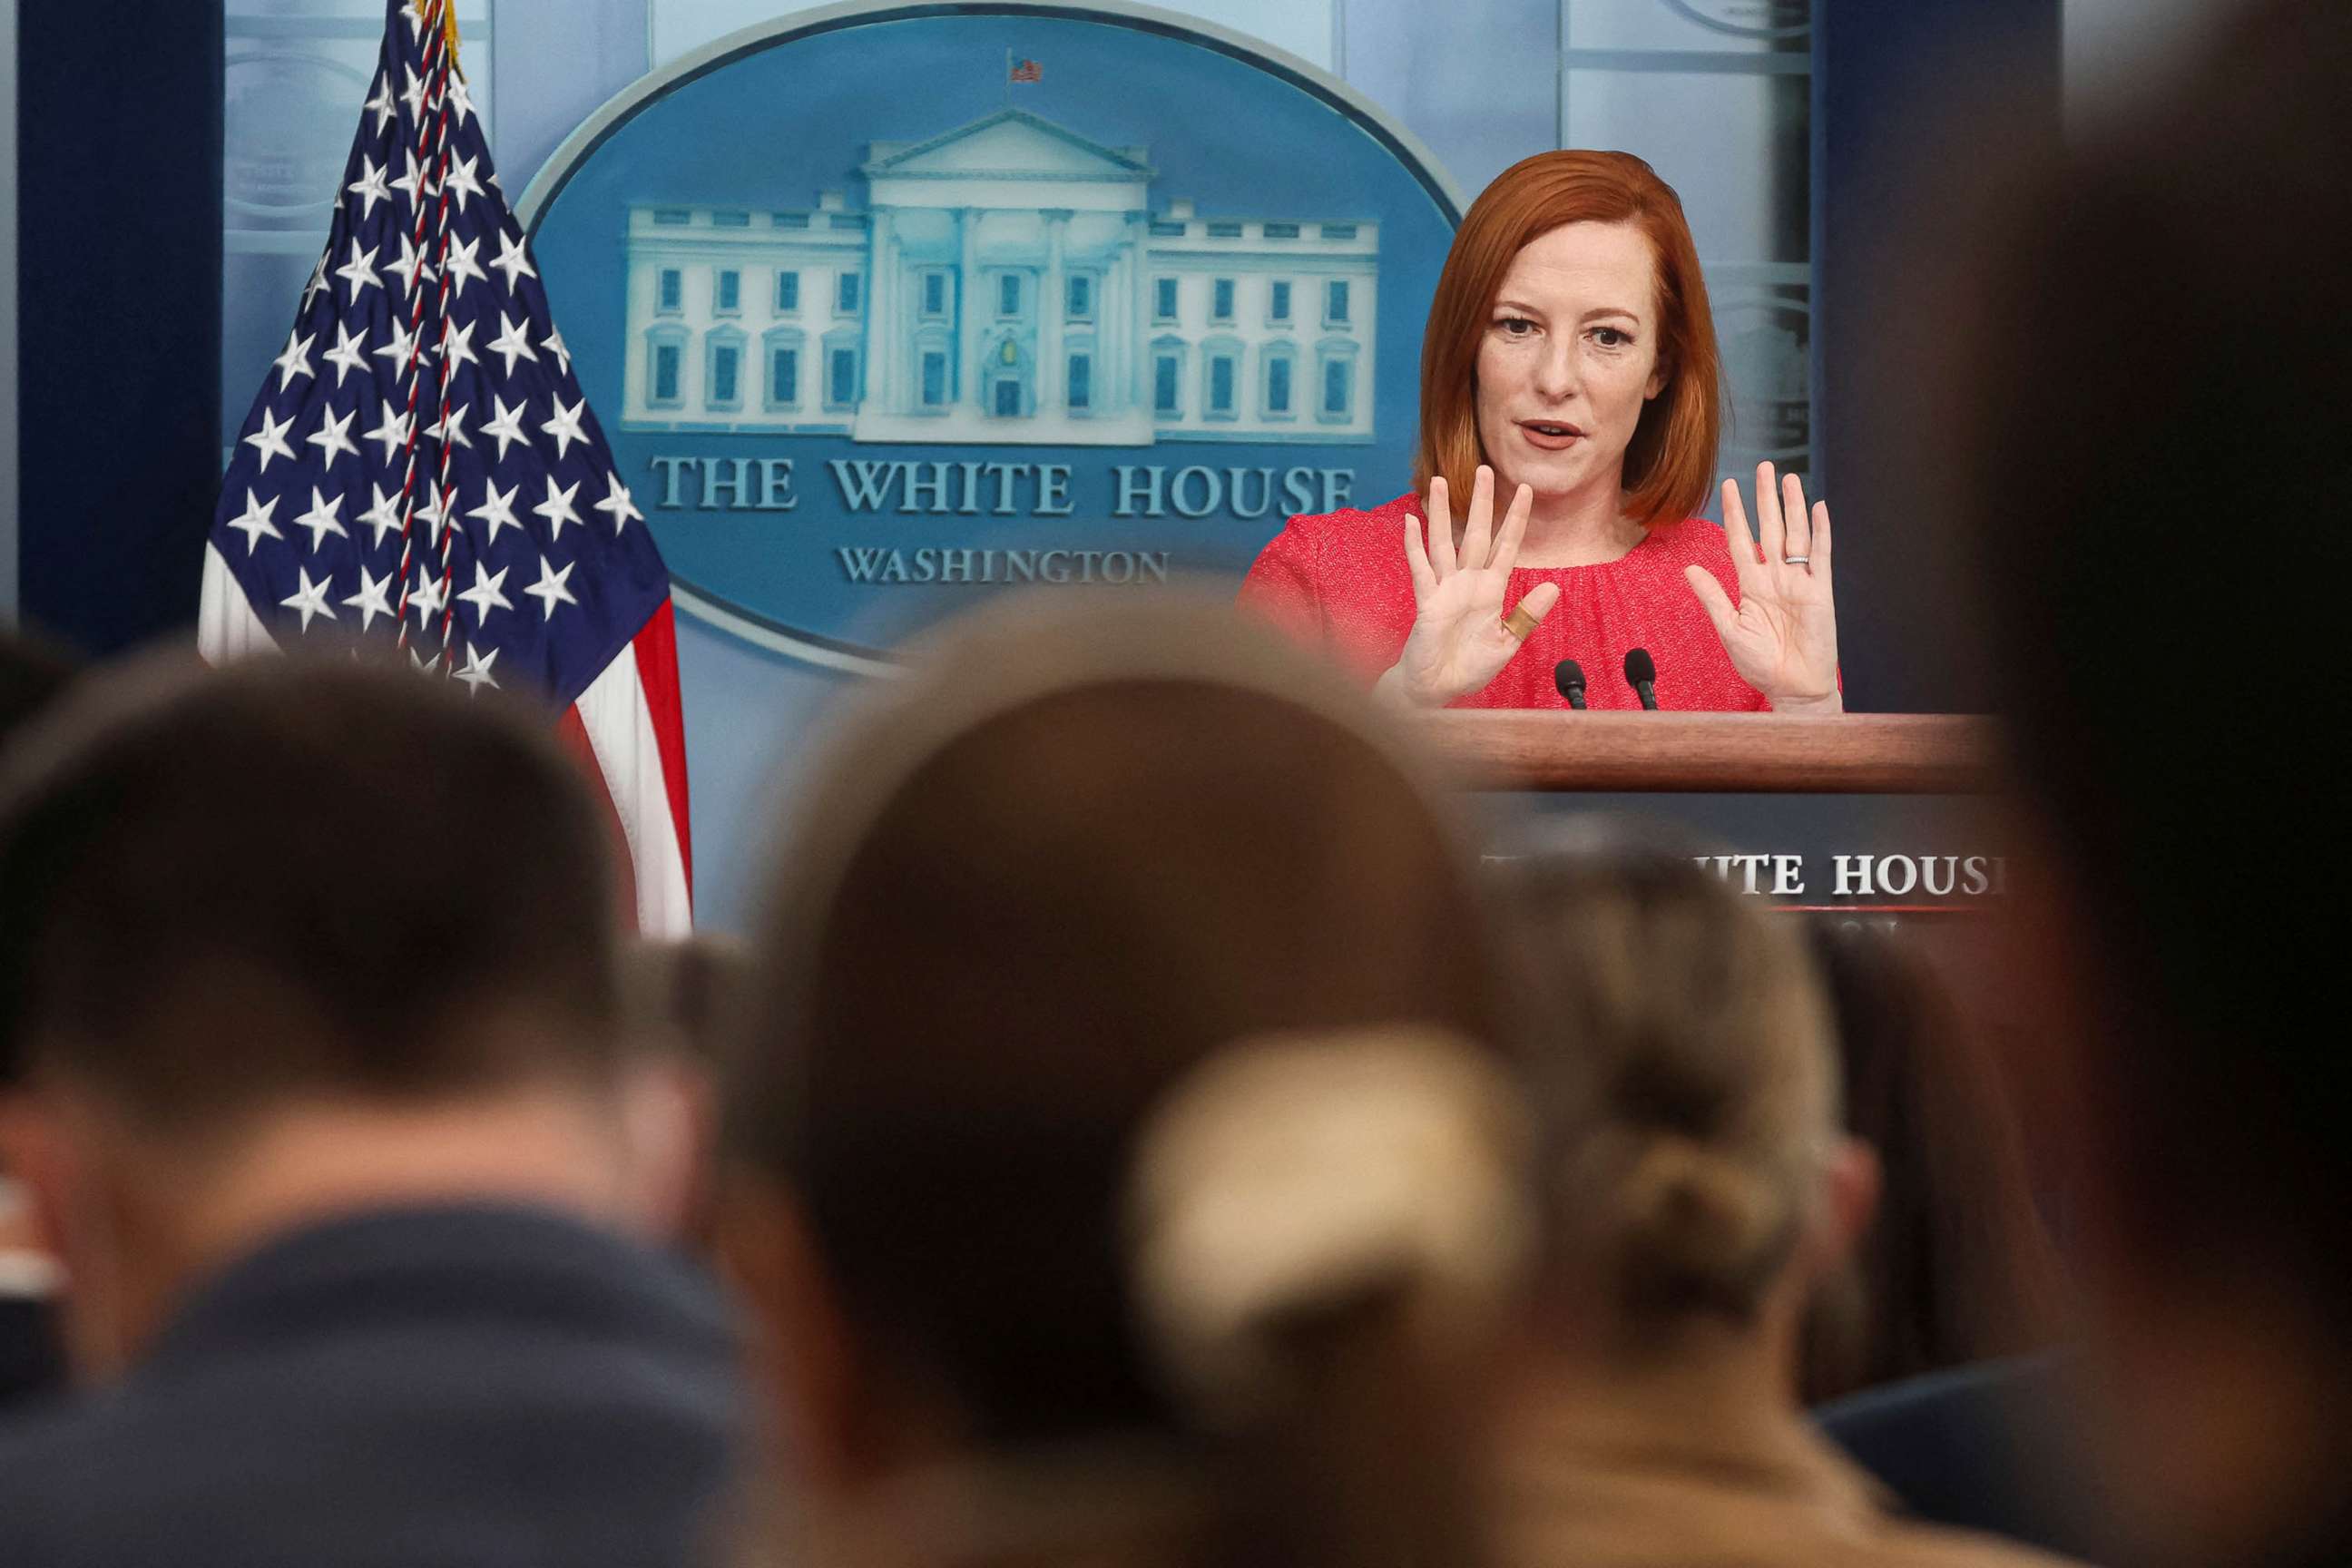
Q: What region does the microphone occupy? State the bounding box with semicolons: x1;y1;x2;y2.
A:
1623;648;1659;710
1553;659;1589;710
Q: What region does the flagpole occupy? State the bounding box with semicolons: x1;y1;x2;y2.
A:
390;0;458;657
421;5;472;668
1004;46;1012;109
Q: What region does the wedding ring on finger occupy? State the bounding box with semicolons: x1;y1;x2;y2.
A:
1782;555;1810;567
1501;603;1542;642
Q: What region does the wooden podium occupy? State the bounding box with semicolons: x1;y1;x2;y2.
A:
1405;713;2011;926
1414;712;2001;796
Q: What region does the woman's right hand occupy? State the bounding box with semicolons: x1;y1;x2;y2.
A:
1377;466;1561;710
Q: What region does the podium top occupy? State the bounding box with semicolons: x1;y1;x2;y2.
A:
1415;712;2001;795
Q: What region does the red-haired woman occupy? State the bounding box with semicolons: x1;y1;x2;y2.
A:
1243;151;1841;712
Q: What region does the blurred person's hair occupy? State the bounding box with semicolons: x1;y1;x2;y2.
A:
1494;830;1838;1333
1801;924;2066;1405
0;655;624;1114
620;935;750;1250
622;934;750;1063
1416;149;1721;527
1963;0;2349;1309
725;593;1530;1568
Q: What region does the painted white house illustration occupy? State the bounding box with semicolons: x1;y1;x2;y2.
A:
617;109;1378;445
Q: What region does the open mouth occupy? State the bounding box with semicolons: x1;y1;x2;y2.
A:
1519;420;1585;440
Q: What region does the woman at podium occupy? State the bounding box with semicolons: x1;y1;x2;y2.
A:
1241;151;1841;714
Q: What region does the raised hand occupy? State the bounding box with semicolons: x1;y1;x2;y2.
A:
1378;466;1562;710
1683;462;1842;713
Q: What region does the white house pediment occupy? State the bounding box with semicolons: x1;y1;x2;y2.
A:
864;110;1152;185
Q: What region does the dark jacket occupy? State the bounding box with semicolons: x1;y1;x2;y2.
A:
0;1293;65;1411
1817;1356;2117;1562
0;1202;746;1568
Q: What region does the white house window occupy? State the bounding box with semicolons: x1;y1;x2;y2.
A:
1269;280;1292;323
1262;348;1295;418
921;270;947;319
1211;279;1235;322
707;334;744;408
769;345;799;407
1066;273;1092;320
827;345;859;407
1153;277;1178;323
1067;351;1092;411
1152;339;1185;416
1325;279;1350;326
711;210;750;229
836;273;861;314
652;209;691;226
1262;222;1299;240
1204;341;1240;420
1205;220;1243;238
921;349;948;407
657;269;682;314
652;342;681;404
776;270;799;312
715;269;740;315
997;272;1022;318
1318;347;1357;421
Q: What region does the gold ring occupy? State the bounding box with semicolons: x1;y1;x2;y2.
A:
1501;602;1541;642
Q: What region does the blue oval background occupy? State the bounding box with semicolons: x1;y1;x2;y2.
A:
526;4;1459;666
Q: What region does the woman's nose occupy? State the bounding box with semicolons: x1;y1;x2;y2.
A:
1531;341;1578;399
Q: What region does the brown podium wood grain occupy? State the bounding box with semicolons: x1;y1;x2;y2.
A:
1416;712;2001;795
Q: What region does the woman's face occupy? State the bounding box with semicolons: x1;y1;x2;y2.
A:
1474;220;1667;506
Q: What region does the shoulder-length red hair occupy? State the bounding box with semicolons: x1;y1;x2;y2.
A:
1416;151;1721;530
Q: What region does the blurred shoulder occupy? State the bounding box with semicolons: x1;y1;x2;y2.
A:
1865;1524;2095;1568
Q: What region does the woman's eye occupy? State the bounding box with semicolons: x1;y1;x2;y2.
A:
1592;327;1629;348
1495;317;1536;338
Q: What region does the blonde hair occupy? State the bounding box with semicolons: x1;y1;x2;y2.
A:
1495;831;1838;1325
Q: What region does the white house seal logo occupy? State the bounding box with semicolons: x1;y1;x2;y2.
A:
521;2;1457;671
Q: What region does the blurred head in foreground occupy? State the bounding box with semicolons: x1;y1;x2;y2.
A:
1961;4;2352;1563
1497;833;1872;1367
621;933;752;1249
1802;923;2065;1406
0;655;678;1373
720;593;1530;1568
1485;835;2079;1565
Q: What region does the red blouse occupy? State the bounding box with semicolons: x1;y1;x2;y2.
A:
1239;491;1770;711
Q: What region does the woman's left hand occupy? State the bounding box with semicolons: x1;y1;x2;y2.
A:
1683;462;1843;714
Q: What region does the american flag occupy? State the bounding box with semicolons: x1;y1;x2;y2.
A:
1008;55;1044;83
200;0;691;936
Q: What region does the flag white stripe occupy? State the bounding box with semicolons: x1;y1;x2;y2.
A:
573;637;692;936
198;541;281;664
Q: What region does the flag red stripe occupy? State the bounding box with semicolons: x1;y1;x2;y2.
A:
629;600;693;898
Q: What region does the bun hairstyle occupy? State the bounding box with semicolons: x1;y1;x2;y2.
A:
1130;1026;1533;1420
1494;829;1838;1328
1128;1026;1533;1567
1582;1129;1796;1321
728;593;1524;1568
